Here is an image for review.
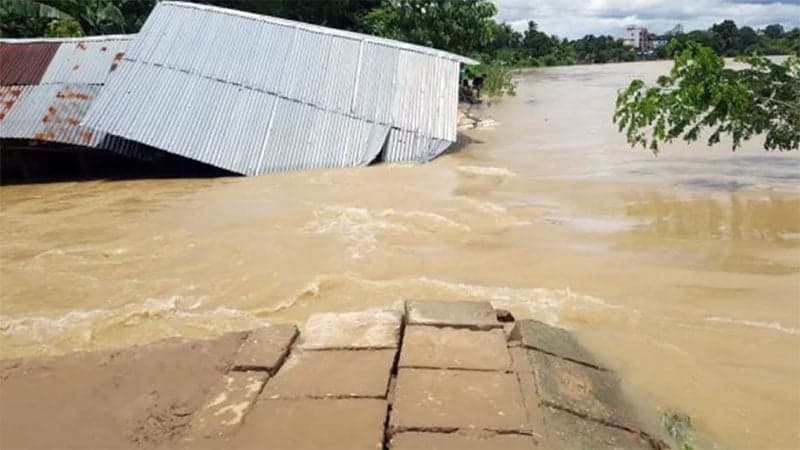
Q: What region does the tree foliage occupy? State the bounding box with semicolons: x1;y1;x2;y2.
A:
614;43;800;152
664;20;799;58
359;0;497;56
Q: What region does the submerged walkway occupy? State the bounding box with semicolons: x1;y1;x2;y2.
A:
182;300;663;449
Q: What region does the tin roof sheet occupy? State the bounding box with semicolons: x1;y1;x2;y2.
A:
40;37;132;84
0;36;134;86
0;35;149;159
0;83;151;160
84;63;389;174
1;83;105;146
0;42;60;85
83;2;467;175
154;2;477;65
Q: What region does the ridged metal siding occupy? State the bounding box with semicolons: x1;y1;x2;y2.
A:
0;84;152;160
1;84;102;145
0;42;60;85
83;1;470;176
85;63;389;173
40;37;131;84
0;36;151;160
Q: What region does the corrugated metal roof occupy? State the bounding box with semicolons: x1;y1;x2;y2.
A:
153;2;477;65
0;35;133;44
0;84;151;160
0;35;150;160
40;37;131;84
0;84;102;145
0;42;60;85
83;2;468;176
84;64;389;173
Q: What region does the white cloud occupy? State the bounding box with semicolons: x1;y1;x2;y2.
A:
494;0;800;38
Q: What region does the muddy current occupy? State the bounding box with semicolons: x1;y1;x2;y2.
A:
1;60;798;449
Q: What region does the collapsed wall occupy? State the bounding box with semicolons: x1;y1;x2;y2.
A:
81;1;476;176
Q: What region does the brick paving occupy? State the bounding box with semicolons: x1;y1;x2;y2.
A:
183;302;663;449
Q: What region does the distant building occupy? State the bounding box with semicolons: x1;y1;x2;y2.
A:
622;25;650;50
650;36;669;48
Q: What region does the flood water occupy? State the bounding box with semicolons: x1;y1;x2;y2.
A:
1;60;798;449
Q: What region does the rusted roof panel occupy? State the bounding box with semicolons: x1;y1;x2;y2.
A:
40;37;131;84
0;42;59;85
0;84;151;160
83;2;468;176
0;35;148;159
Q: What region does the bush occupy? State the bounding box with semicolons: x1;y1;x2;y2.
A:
465;63;516;96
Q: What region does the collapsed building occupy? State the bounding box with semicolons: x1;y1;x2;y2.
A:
1;1;476;180
0;35;147;180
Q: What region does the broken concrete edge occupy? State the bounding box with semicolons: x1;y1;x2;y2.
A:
298;307;404;351
510;342;666;450
544;403;668;450
188;371;271;440
404;300;503;330
508;319;606;370
525;346;609;372
231;324;299;375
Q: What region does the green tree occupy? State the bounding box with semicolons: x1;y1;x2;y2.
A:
736;25;758;52
44;16;82;36
569;34;635;64
710;19;739;55
614;42;800;152
194;0;379;30
764;24;785;39
489;22;522;51
521;21;555;58
359;0;498;55
0;0;131;37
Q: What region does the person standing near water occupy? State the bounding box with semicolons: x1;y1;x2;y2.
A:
472;74;486;99
460;79;476;103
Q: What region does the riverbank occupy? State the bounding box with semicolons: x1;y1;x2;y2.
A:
0;301;667;449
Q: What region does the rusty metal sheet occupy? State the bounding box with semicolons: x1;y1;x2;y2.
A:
40;37;131;84
0;84;151;160
0;42;59;85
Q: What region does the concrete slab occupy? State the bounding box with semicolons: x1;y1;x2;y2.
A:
391;431;535;450
509;320;601;368
509;346;547;436
390;368;529;433
543;407;654;450
299;308;402;350
406;301;500;329
399;326;511;371
232;323;298;374
262;349;395;399
530;351;640;430
189;371;268;438
231;399;387;450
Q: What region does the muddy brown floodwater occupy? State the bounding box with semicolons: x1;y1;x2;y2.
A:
1;60;798;449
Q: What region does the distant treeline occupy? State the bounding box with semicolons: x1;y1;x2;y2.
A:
2;0;797;95
483;20;800;67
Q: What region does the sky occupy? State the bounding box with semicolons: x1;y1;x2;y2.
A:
494;0;800;39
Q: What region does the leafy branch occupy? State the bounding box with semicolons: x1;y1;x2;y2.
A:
613;42;800;153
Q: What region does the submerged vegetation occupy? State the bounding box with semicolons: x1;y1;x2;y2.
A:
614;43;800;152
1;0;797;97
